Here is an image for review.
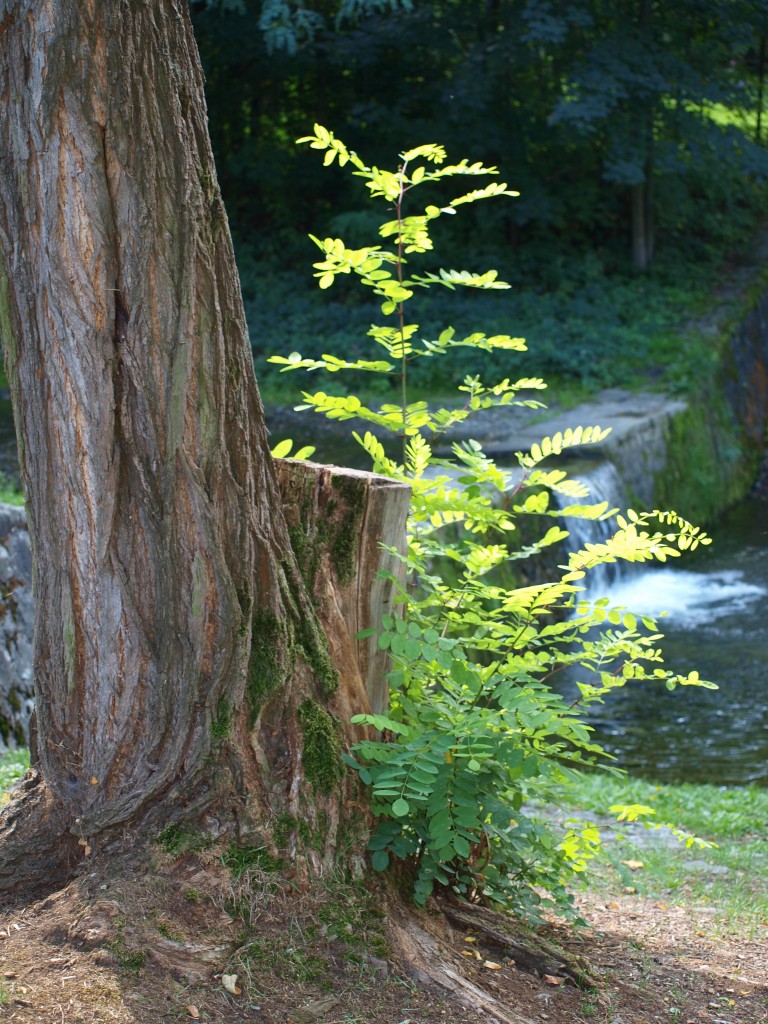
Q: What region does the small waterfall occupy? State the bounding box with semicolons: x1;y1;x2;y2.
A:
552;459;629;595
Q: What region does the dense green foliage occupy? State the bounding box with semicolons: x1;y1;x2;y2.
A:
273;129;714;918
190;0;768;398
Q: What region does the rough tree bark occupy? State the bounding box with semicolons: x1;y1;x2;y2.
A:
0;0;407;891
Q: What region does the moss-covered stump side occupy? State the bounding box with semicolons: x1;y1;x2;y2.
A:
274;459;410;718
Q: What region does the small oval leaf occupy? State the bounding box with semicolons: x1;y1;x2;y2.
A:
392;797;410;817
271;438;293;458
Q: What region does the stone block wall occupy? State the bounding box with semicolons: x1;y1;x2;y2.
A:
0;502;34;748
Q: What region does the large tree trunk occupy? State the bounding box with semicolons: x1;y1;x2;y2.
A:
0;0;406;891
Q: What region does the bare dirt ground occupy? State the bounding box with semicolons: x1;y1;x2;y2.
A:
0;846;765;1024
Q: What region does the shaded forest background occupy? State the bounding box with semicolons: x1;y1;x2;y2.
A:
189;0;768;399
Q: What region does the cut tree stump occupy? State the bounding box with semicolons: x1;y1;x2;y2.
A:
274;458;410;718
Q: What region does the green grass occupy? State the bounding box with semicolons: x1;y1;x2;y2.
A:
0;749;28;794
564;772;768;938
0;473;23;506
229;874;390;1000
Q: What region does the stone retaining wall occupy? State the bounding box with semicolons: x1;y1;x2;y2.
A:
0;502;34;748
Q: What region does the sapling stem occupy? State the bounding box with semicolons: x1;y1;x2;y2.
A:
396;160;408;468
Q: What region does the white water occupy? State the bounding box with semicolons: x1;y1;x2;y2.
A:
556;460;766;626
604;567;766;629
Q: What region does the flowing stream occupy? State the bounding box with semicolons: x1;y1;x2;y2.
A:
558;468;768;786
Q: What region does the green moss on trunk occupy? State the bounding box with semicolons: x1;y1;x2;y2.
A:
247;609;291;725
211;699;232;740
298;699;345;795
282;560;339;698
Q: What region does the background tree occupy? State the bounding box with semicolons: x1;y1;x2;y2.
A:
191;0;768;275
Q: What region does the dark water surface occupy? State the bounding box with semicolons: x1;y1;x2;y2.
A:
575;498;768;785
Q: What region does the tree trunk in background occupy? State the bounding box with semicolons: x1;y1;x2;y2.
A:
630;151;655;271
630;183;649;271
631;0;654;272
757;32;766;145
0;0;406;892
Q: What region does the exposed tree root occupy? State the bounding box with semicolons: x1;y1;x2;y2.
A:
0;770;80;899
439;896;601;989
383;891;603;1024
386;909;536;1024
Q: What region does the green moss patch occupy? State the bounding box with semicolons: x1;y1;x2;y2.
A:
282;561;339;697
155;823;214;857
211;699;232;740
247;608;291;725
655;386;756;523
298;699;345;795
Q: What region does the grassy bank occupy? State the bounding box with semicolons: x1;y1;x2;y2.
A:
247;254;717;407
562;772;768;939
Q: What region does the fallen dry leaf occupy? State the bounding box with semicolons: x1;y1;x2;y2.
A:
622;859;644;870
292;996;339;1023
464;936;477;943
543;975;565;986
186;1007;200;1019
483;960;502;970
221;973;241;995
